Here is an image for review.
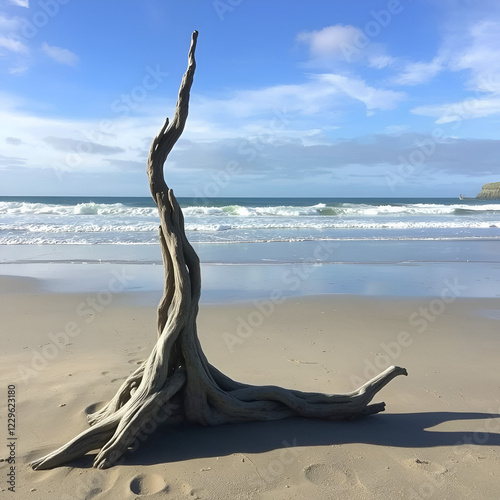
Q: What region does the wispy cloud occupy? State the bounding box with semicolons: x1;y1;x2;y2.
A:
5;136;23;145
0;153;26;166
0;13;29;74
412;96;500;124
394;56;445;86
169;133;500;188
315;74;405;113
296;24;394;69
449;20;500;93
1;92;498;196
105;159;144;172
8;65;28;75
43;136;125;155
0;12;23;31
8;0;29;7
0;36;28;54
297;24;361;60
189;72;404;136
409;19;500;123
41;42;79;66
0;89;167;172
368;55;394;69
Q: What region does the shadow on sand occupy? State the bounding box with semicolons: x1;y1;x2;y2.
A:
65;411;500;468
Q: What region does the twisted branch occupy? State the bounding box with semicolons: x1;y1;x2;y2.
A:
31;30;406;471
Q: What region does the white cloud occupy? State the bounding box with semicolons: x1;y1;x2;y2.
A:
43;136;125;155
449;20;500;93
41;42;79;66
412;96;500;123
316;74;405;112
368;55;394;69
8;0;29;7
0;99;155;175
0;36;28;54
408;18;500;123
403;17;500;123
0;14;29;74
105;159;144;172
5;136;23;145
297;24;362;60
383;124;410;135
167;133;500;188
0;13;22;31
394;56;444;86
187;72;405;137
8;65;28;75
1;88;499;196
0;153;25;166
297;24;394;70
0;75;404;185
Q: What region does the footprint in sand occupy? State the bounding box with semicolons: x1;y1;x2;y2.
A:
129;473;169;496
180;482;200;498
127;358;145;365
85;487;103;500
84;402;106;415
304;462;356;489
404;458;448;475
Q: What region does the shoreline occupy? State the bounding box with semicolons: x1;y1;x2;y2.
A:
0;260;499;302
1;238;500;303
1;276;499;499
2;238;500;264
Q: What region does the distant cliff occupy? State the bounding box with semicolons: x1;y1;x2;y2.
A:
476;182;500;199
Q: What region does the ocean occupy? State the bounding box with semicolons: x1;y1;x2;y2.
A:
1;196;499;299
1;195;499;247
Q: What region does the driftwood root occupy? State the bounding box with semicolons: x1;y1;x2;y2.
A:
31;30;407;471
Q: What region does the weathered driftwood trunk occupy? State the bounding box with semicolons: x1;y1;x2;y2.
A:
31;31;407;471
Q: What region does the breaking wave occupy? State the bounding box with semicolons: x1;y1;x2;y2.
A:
1;198;499;245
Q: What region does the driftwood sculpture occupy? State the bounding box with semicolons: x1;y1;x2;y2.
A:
31;31;407;471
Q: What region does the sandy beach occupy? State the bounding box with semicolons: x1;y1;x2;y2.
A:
3;0;500;495
1;271;499;499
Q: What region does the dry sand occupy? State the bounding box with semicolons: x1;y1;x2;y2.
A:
1;277;499;499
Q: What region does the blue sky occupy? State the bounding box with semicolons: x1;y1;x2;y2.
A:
1;0;500;198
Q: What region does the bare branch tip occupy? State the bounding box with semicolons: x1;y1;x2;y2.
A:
189;31;198;56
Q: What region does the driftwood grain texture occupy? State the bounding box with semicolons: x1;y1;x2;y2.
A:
31;31;407;470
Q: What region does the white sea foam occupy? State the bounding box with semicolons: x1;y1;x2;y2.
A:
1;198;500;245
0;201;158;217
2;200;500;218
